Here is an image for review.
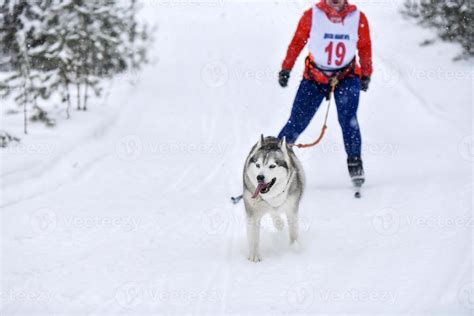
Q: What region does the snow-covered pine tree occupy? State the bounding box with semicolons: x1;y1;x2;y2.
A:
402;0;474;59
30;0;77;119
0;0;51;133
0;0;152;132
39;0;93;112
73;0;125;111
126;0;152;75
40;0;151;111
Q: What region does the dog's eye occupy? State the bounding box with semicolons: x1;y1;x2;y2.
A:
256;163;261;168
269;164;276;169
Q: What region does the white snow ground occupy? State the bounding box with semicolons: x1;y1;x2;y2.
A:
1;0;473;314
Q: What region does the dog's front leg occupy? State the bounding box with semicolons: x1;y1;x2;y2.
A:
286;207;299;244
246;215;262;262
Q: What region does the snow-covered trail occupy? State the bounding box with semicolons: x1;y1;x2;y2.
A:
1;1;472;314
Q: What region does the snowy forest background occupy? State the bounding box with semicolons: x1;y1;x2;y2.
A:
402;0;473;60
0;0;471;146
0;0;151;141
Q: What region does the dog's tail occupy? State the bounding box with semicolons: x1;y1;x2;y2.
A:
231;195;243;204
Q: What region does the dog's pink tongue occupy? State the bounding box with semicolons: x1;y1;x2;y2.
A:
252;182;268;198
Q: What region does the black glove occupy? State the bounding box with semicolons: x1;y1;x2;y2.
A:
360;76;370;92
278;69;290;87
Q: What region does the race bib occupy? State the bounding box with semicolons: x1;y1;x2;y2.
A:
309;7;360;70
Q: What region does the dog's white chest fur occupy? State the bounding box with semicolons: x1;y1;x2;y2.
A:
257;190;288;208
258;172;294;208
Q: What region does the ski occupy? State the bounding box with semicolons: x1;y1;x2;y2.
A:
352;178;364;199
354;187;361;199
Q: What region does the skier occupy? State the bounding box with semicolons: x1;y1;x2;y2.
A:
277;0;372;191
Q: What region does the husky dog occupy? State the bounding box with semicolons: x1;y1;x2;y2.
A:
242;135;305;262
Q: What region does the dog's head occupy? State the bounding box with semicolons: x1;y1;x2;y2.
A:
247;135;292;198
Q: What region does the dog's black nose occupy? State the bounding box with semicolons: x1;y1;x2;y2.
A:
257;175;265;182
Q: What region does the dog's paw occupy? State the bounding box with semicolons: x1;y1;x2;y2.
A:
247;253;262;262
290;240;302;253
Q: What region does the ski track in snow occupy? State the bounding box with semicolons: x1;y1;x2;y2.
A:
1;1;472;315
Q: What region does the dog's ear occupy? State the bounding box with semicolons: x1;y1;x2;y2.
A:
278;136;287;148
279;136;289;159
257;134;264;148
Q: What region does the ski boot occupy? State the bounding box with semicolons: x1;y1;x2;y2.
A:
347;156;365;198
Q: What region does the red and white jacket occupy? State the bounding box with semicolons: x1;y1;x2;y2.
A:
282;0;373;84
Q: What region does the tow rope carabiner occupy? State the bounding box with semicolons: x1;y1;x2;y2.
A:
290;78;338;149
